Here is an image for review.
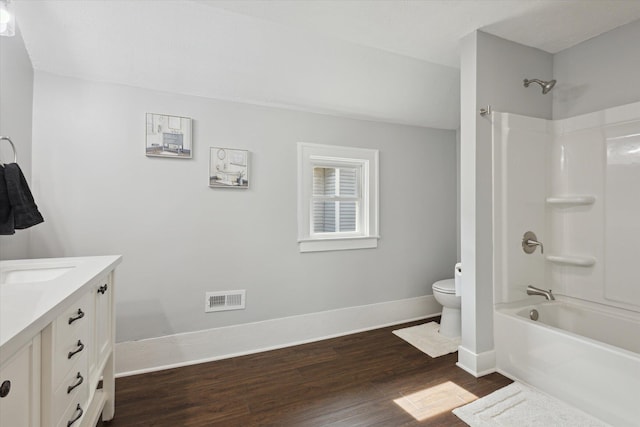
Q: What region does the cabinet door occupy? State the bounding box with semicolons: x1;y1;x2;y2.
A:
0;335;40;427
95;274;112;370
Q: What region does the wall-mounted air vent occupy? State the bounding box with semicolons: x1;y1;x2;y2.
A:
205;290;246;313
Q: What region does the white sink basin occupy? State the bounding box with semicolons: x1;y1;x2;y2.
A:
0;266;74;285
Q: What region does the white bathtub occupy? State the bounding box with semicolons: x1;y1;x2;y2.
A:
495;300;640;426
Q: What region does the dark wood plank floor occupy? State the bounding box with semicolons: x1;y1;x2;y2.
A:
99;320;511;426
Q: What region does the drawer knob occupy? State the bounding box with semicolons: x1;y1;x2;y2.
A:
67;403;83;427
98;284;108;294
68;340;85;359
67;372;84;394
68;309;85;324
0;380;10;398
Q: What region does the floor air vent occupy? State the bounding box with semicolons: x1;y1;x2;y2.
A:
205;290;246;312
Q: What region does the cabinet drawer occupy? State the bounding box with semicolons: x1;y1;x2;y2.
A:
56;388;88;427
51;352;87;424
52;292;92;388
54;292;92;348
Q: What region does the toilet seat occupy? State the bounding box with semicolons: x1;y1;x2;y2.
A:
432;279;456;294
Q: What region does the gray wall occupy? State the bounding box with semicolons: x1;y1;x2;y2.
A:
30;72;457;342
477;32;553;121
0;28;34;260
459;30;552;365
553;19;640;119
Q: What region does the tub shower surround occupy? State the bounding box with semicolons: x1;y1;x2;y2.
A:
492;101;640;426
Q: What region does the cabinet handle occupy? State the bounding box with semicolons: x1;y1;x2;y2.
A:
68;309;85;324
67;404;83;427
68;340;85;359
0;380;10;398
67;372;84;394
97;284;108;294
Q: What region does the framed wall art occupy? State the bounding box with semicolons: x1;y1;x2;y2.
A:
209;147;249;189
146;113;192;158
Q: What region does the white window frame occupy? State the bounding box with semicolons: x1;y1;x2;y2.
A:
297;142;379;252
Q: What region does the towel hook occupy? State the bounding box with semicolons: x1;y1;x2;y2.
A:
0;136;17;165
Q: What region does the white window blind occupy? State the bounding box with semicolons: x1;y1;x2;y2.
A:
312;166;359;233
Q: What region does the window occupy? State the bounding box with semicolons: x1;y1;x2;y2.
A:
298;143;379;252
312;166;358;234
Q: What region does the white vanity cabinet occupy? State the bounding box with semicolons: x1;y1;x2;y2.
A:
0;256;121;427
0;335;41;427
41;272;116;427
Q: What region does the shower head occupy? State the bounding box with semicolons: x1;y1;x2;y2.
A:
523;78;556;94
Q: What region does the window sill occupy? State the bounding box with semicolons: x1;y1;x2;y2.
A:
298;236;379;253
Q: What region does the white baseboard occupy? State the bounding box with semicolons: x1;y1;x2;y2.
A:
116;295;440;377
456;345;496;377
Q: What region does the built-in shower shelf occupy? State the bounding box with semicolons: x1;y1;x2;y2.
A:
546;195;596;206
546;255;596;267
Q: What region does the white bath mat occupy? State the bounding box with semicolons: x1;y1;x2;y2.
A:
392;322;460;358
452;382;610;427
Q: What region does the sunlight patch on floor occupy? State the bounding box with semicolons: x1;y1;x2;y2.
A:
393;381;478;421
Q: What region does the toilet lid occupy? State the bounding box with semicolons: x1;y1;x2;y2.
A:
432;278;455;294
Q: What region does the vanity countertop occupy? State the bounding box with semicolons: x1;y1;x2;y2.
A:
0;255;122;363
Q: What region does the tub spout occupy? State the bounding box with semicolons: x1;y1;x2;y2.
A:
527;285;555;301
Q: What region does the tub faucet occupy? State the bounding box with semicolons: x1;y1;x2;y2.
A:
527;285;555;301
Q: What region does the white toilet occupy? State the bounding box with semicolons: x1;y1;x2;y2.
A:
432;263;462;338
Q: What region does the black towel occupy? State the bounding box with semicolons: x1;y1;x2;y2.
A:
0;166;15;235
4;163;44;230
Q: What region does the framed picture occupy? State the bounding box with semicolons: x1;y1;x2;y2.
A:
145;113;192;158
209;147;249;189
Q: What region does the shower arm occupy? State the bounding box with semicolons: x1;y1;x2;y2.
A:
523;78;556;95
524;78;544;87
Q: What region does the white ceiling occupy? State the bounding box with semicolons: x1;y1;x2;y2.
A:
198;0;640;68
15;1;640;130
